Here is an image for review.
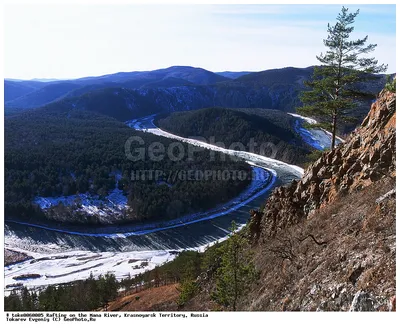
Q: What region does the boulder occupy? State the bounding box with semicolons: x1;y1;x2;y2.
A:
349;291;376;312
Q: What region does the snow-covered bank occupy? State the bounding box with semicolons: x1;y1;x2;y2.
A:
4;220;248;291
34;173;128;223
289;113;317;125
7;167;275;238
127;116;304;177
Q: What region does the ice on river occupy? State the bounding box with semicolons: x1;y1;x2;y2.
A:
5;112;337;292
4;244;175;292
288;113;344;150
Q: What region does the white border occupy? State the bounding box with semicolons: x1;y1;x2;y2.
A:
0;1;398;327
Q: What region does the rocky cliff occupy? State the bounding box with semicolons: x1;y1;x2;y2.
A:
255;89;396;241
92;90;396;312
244;89;396;311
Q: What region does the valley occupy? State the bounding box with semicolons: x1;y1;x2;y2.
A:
3;66;394;312
3;3;396;315
5;107;255;225
5;112;316;291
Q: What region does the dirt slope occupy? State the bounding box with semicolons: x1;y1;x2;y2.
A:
184;89;396;311
105;284;180;311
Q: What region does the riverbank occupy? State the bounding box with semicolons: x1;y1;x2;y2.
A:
4;114;326;291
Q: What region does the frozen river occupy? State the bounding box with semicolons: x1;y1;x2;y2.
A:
5;113;334;291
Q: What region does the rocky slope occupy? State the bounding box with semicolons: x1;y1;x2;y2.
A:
243;89;396;311
256;89;396;241
244;175;396;311
72;89;395;312
179;89;395;312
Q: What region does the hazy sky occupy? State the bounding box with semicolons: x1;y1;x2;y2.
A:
4;4;396;79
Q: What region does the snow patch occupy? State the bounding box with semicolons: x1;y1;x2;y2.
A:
34;174;128;219
126;115;304;177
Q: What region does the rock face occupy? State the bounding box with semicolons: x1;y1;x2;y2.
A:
237;89;396;312
349;290;377;312
257;90;396;240
174;89;395;313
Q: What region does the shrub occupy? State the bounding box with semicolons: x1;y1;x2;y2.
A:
176;280;199;307
384;75;396;93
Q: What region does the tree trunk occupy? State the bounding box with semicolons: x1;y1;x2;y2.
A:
233;244;238;311
331;113;337;150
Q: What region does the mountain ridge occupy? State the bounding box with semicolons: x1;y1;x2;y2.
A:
5;66;386;135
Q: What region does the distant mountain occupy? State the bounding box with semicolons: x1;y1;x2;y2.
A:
62;88;162;121
5;82;81;108
139;77;194;88
3;66;229;108
149;66;230;85
4;66;386;133
23;67;319;120
69;65;230;86
4;81;37;102
36;83;306;122
235;66;314;85
216;71;252;79
4;80;47;102
5;78;59;82
30;78;60;82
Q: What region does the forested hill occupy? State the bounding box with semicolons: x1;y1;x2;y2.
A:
156;107;313;165
42;88;161;121
4;66;229;109
4;107;251;225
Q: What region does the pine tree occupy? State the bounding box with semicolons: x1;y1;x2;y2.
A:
385;75;396;93
4;291;22;311
98;273;118;310
212;221;256;311
176;279;199;308
121;273;132;295
21;287;35;311
297;6;387;149
86;272;101;310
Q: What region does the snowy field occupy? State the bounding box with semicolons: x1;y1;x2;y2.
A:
4;246;175;292
4;228;241;292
